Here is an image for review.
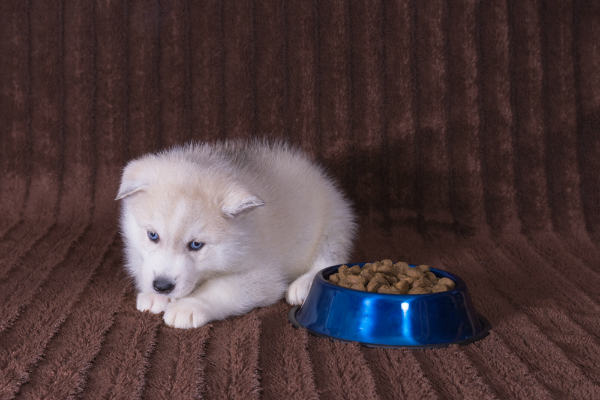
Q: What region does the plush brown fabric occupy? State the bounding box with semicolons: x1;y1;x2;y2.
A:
1;0;600;399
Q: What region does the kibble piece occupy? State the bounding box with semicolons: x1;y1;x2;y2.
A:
385;275;399;285
425;272;437;281
408;287;429;294
382;259;393;267
393;262;410;276
438;277;456;289
351;283;366;291
348;265;361;275
346;275;368;285
359;268;375;280
367;280;383;293
394;280;410;294
416;264;430;273
431;283;449;293
338;281;352;288
329;273;340;284
362;263;375;271
376;263;393;274
399;276;417;285
371;274;389;285
378;285;401;294
411;277;429;289
338;265;349;275
406;268;423;278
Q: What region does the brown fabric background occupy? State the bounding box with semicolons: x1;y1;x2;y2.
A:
1;0;600;399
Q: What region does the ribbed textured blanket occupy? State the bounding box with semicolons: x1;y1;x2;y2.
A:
1;0;600;399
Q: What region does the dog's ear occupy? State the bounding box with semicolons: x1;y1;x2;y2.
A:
115;159;151;200
221;187;265;218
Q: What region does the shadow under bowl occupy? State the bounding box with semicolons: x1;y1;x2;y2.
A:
289;263;490;348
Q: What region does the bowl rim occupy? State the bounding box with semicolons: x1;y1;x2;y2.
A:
319;263;467;298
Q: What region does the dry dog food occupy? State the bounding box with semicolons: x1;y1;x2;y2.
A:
328;260;456;294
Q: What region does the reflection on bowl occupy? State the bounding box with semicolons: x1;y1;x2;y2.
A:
289;263;490;348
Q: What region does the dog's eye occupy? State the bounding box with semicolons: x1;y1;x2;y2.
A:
147;231;159;242
189;241;204;251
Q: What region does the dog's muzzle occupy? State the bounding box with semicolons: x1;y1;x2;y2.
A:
153;278;175;294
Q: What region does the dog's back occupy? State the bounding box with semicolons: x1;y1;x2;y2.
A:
181;140;357;281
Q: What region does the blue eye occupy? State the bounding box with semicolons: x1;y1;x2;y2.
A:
189;241;203;251
148;231;159;242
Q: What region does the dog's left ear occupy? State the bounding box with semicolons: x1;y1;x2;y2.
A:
115;159;151;200
221;187;265;218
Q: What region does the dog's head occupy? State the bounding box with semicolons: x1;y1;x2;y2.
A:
116;152;264;299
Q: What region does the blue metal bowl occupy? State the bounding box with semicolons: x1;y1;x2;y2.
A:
289;263;490;348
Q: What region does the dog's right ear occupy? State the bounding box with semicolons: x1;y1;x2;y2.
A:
115;159;150;200
221;186;265;218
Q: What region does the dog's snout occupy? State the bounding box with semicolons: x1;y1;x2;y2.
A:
153;278;175;294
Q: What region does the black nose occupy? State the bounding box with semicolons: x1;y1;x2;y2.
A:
153;278;175;294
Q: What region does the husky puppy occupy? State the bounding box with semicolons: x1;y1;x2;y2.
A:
116;140;356;329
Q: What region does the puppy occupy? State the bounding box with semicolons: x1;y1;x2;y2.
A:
116;140;356;329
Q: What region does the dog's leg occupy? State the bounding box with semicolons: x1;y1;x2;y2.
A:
285;260;331;306
163;271;286;329
286;229;354;305
137;292;171;314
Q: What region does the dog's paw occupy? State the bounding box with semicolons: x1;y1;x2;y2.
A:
163;298;209;329
286;273;314;305
137;292;170;314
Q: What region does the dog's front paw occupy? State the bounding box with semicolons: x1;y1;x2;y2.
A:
286;272;314;305
163;298;209;329
137;292;170;314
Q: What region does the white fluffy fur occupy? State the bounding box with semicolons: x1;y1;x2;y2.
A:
117;140;357;329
